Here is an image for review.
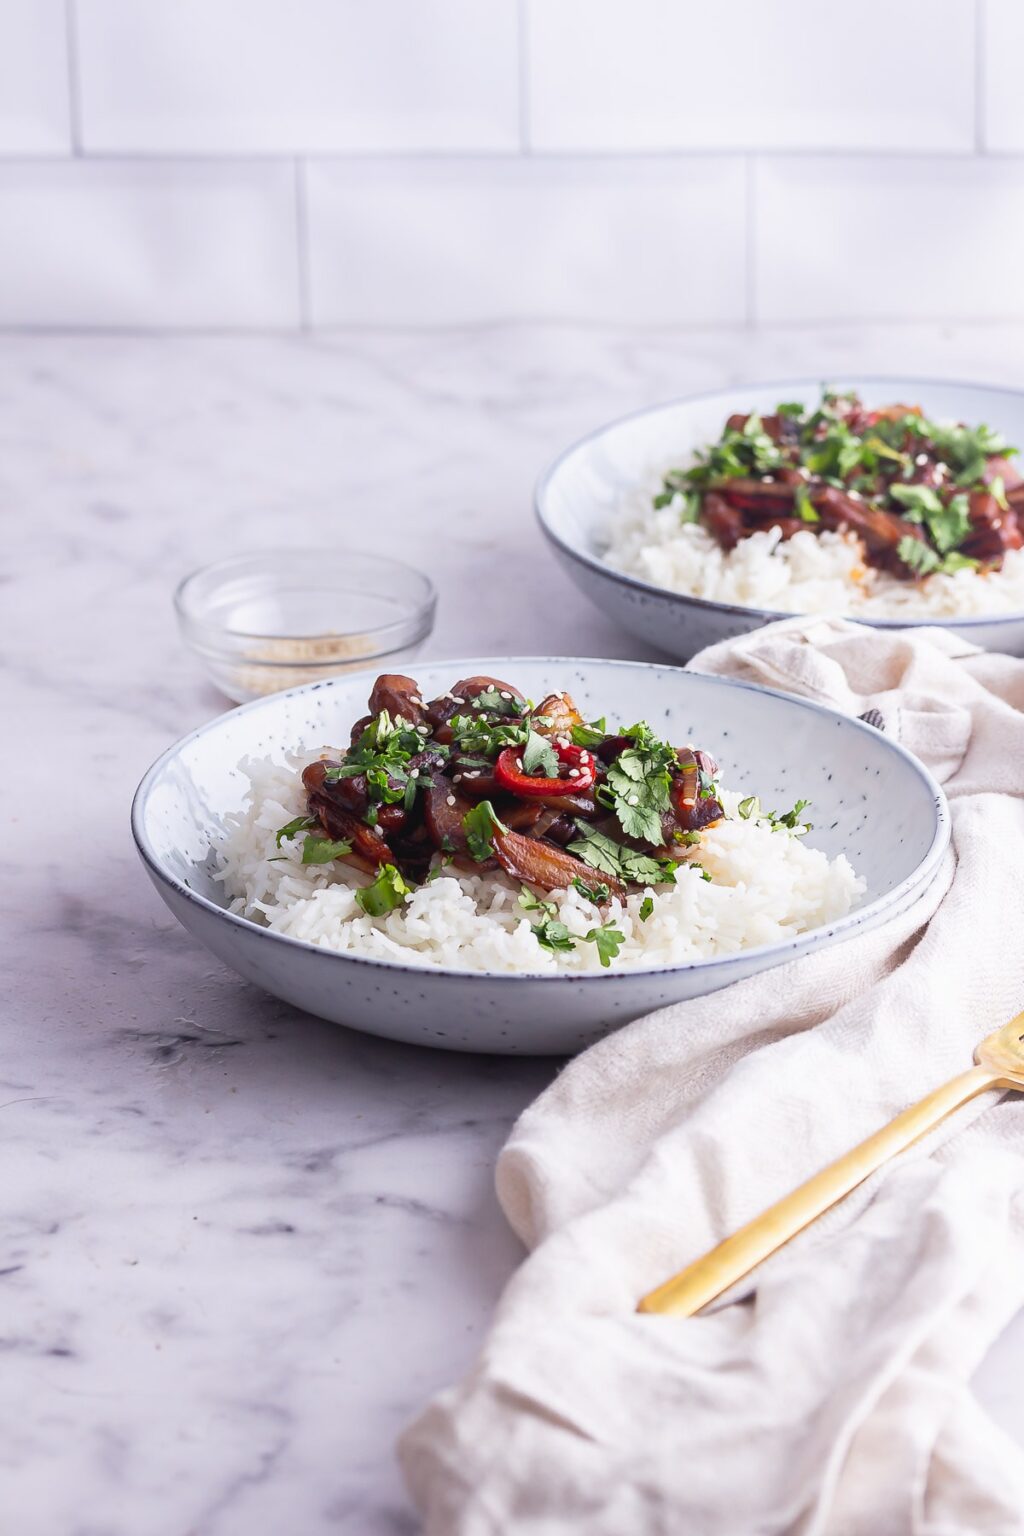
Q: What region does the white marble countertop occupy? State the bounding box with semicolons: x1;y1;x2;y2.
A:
7;323;1024;1535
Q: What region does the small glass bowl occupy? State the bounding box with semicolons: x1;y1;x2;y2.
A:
175;550;437;703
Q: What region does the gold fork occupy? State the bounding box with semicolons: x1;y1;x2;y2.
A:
638;1010;1024;1318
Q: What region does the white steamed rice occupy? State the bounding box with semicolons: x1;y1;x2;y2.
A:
603;475;1024;619
214;750;865;974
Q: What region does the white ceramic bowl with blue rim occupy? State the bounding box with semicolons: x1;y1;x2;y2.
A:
132;657;949;1057
536;377;1024;661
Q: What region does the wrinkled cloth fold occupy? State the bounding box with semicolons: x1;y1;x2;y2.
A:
399;619;1024;1536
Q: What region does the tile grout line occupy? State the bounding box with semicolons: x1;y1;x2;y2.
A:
516;0;531;153
744;155;757;328
975;0;986;153
64;0;84;155
294;158;312;331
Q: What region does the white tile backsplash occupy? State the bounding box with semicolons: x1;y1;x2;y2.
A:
75;0;520;153
982;0;1024;151
305;158;747;325
527;0;976;153
0;0;1020;327
0;0;70;153
0;161;300;327
755;157;1024;323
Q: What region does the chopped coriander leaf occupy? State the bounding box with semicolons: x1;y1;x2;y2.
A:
689;864;713;883
795;482;819;523
638;896;654;922
769;798;812;834
583;923;626;967
889;482;943;521
897;537;941;577
518;884;557;918
571;875;612;904
674;829;702;847
776;401;806;419
448;714;530;758
570;717;607;748
354;864;411;915
301;834;353;866
521;729;559;779
938;551;980;573
929;493;972;554
469;687;524;718
462;800;508;862
567;823;678;886
566;824;623;878
532;918;576;955
275;814;317;848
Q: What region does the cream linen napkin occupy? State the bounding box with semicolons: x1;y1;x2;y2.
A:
399;619;1024;1536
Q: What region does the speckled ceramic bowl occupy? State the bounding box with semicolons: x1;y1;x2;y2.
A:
537;377;1024;659
131;658;949;1057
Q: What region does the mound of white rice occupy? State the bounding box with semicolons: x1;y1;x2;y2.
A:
214;751;865;974
604;477;1024;619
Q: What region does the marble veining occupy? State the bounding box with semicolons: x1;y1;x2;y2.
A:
5;324;1024;1533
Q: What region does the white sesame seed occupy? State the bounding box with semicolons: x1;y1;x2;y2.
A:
568;767;581;778
409;768;420;779
374;825;385;837
451;695;465;705
556;735;570;747
446;794;456;806
453;773;463;783
516;758;524;771
915;452;928;466
760;474;772;483
394;714;407;727
627;794;640;806
499;690;512;699
465;770;480;779
849;490;863;502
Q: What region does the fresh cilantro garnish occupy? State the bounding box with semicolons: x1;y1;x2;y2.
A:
774;798;812;831
449;714;530;758
572;875;612;904
354;864;411;914
275;814;317;848
889;483;944;520
531;918;576;955
583;923;626;967
470;688;524;718
567;823;678;886
794;482;819;523
937;551;980;573
776;401;806;419
570;718;607;748
638;896;654;922
518;885;557;918
599;721;678;845
301;834;353;866
689;864;713;882
521;730;559;779
674;829;702;847
462;800;508;862
897;537;941;577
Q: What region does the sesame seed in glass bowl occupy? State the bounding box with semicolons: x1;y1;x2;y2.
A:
174;550;437;704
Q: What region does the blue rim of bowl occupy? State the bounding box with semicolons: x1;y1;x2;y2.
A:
131;656;951;985
174;547;437;648
534;374;1024;632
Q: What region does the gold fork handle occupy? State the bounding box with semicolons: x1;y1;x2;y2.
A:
638;1064;1000;1317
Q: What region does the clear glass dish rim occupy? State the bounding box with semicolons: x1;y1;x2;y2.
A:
173;548;437;649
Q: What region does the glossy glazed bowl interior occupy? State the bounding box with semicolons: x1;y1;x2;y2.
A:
132;658;949;1057
175;549;437;703
537;377;1024;661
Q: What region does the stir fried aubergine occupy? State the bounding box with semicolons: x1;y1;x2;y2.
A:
657;388;1024;579
291;674;723;904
